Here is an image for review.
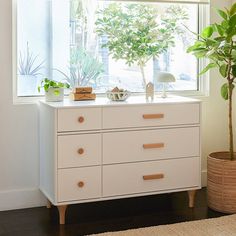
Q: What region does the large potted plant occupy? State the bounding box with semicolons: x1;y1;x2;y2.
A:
188;3;236;213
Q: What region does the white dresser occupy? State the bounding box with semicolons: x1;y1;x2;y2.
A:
39;96;201;224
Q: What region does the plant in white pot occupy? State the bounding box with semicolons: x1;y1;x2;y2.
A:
38;78;70;102
18;42;44;96
187;3;236;213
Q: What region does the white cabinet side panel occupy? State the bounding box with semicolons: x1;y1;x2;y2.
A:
39;103;56;203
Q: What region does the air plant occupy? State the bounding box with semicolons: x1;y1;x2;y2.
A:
18;42;44;76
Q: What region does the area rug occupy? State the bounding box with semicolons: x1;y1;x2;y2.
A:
90;214;236;236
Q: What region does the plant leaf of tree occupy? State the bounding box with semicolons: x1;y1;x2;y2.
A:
232;64;236;77
201;26;214;38
230;3;236;16
229;14;236;27
199;62;217;75
217;9;228;20
219;64;228;77
221;83;229;100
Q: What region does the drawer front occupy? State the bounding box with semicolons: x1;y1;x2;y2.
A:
58;166;101;202
103;127;199;164
58;108;102;132
58;134;101;168
103;157;200;197
103;103;199;129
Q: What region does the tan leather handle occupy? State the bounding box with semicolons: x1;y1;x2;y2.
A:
78;181;85;188
143;143;164;149
77;148;84;155
143;114;164;119
78;116;85;123
143;174;164;180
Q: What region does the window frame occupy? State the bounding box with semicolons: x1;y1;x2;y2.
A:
12;0;210;104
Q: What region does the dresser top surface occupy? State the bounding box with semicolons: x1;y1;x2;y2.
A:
39;95;201;109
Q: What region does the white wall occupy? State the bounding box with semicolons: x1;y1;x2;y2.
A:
0;0;233;210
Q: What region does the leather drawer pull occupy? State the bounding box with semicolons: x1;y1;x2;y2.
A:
78;116;85;123
143;114;164;119
143;174;164;180
143;143;164;149
78;181;85;188
77;148;84;155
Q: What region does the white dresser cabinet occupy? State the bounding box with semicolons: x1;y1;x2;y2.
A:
39;96;201;224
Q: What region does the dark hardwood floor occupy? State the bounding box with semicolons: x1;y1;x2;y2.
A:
0;188;226;236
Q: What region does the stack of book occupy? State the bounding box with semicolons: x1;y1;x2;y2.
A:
69;87;96;101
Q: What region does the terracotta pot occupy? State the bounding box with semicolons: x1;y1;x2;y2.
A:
207;152;236;213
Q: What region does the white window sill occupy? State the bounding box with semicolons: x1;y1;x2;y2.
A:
13;90;209;105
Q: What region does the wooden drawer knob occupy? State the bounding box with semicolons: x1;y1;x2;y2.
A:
78;148;84;155
78;116;85;123
143;114;164;119
143;174;164;180
78;181;85;188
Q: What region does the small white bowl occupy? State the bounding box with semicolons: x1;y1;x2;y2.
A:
106;90;131;101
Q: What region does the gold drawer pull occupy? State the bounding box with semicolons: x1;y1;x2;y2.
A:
143;143;164;149
143;114;164;119
78;116;85;123
143;174;164;180
77;148;84;155
78;181;85;188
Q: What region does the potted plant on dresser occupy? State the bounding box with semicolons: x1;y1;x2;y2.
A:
38;78;70;102
187;3;236;213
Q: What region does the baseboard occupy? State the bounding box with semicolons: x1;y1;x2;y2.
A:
0;188;47;211
201;169;207;187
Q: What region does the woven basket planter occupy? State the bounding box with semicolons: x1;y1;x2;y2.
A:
207;152;236;213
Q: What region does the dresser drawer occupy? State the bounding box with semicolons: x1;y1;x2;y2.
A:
103;157;200;197
57;108;102;132
103;103;199;129
103;127;199;164
58;166;101;202
58;133;101;168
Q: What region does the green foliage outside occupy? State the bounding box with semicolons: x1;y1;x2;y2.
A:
187;3;236;160
95;3;188;87
56;47;104;88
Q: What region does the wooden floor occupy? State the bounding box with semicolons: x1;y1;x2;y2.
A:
0;188;226;236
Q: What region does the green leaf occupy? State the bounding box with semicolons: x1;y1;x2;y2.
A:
230;3;236;16
217;9;228;20
229;14;236;27
221;83;229;100
232;65;236;77
219;64;228;77
199;63;217;75
214;24;224;36
53;89;60;96
201;26;214;38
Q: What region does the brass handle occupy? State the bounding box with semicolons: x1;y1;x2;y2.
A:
143;114;164;119
77;148;84;155
143;174;164;180
78;181;85;188
143;143;164;149
78;116;85;123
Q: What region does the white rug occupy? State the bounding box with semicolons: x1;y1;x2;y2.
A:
90;214;236;236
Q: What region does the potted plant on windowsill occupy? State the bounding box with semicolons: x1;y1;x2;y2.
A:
18;42;44;96
187;3;236;213
38;78;70;102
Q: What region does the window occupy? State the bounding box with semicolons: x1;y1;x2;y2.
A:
15;0;209;97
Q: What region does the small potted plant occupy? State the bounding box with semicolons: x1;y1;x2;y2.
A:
38;78;70;102
187;3;236;213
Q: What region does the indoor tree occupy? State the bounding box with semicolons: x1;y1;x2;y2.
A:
95;3;188;87
187;3;236;160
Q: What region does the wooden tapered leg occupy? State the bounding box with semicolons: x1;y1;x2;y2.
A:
57;205;68;225
188;190;197;208
46;200;52;209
